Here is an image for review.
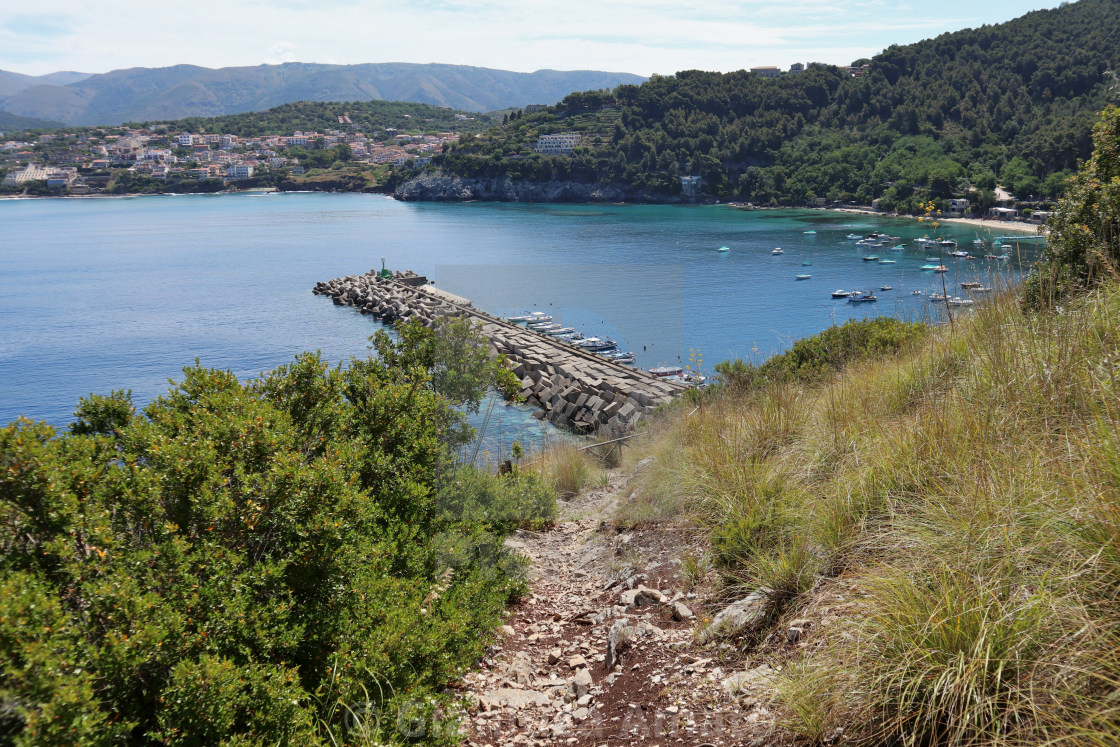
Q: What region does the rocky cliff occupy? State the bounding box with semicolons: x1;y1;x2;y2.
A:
393;172;696;203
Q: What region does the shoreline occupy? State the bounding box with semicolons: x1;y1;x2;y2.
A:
0;191;1051;236
823;206;1045;235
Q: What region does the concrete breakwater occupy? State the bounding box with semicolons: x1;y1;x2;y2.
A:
312;270;687;433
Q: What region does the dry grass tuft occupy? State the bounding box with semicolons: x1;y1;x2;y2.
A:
618;284;1120;745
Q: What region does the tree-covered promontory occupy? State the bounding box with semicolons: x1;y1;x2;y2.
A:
416;0;1120;211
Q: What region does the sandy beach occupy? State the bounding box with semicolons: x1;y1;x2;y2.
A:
827;207;1045;235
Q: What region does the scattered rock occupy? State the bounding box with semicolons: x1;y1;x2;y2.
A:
671;601;694;621
720;664;777;694
618;585;667;608
570;668;593;699
547;647;562;665
568;655;587;670
697;588;775;643
479;688;551;711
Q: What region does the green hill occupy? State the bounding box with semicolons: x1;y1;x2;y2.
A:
0;109;65;132
0;63;646;126
139;99;498;138
422;0;1120;210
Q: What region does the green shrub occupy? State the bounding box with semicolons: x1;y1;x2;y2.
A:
715;317;927;391
0;322;553;745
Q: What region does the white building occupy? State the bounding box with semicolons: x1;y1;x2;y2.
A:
227;164;254;179
177;133;194;146
945;198;970;218
2;163;52;186
532;132;582;155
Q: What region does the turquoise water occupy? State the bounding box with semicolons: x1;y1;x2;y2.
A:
0;193;1041;447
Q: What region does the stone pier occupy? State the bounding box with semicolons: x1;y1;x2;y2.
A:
313;270;688;432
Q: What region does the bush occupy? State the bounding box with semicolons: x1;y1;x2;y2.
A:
1024;104;1120;306
715;317;927;390
0;324;553;745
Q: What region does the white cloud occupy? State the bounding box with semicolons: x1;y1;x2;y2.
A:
265;41;299;65
0;0;1060;76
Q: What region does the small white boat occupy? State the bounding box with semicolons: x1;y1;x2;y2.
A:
846;234;862;240
718;245;730;252
507;311;547;322
795;274;812;280
803;230;816;234
772;248;784;255
831;289;851;298
649;365;684;378
880;285;893;291
915;236;937;246
948;296;974;306
545;326;575;335
912;290;924;296
878;259;896;264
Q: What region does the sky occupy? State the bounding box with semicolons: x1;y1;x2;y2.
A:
1;1;1061;78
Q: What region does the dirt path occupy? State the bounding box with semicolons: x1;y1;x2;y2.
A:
456;471;783;747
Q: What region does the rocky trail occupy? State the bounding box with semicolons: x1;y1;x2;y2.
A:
456;469;791;747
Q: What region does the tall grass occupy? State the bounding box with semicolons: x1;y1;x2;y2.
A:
620;284;1120;745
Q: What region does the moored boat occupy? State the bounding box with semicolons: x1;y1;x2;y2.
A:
795;274;812;280
772;248;784;255
831;289;851;298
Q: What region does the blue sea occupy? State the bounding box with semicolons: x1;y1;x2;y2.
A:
0;193;1042;451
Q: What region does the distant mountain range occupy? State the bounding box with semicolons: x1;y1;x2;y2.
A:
0;63;646;127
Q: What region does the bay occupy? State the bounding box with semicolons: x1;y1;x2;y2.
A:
0;192;1042;451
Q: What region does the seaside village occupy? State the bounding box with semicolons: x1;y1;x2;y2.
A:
0;125;460;193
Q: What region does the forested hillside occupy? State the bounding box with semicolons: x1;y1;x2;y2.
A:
423;0;1120;211
141;99;497;137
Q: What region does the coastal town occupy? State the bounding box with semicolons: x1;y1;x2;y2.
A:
0;122;463;194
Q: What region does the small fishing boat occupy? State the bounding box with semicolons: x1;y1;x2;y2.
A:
795;274;812;280
915;236;937;246
890;244;906;251
929;292;947;302
878;259;897;264
718;245;730;252
880;285;893;291
578;337;618;351
802;260;813;266
508;311;548;322
849;293;878;303
948;296;975;307
862;255;880;261
939;239;958;248
532;323;562;332
912;290;924;296
545;326;575;335
772;248;784;255
933;266;949;273
949;250;970;258
926;256;940;262
803;230;816;234
846;234;862;240
649;365;684;378
831;289;851;298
